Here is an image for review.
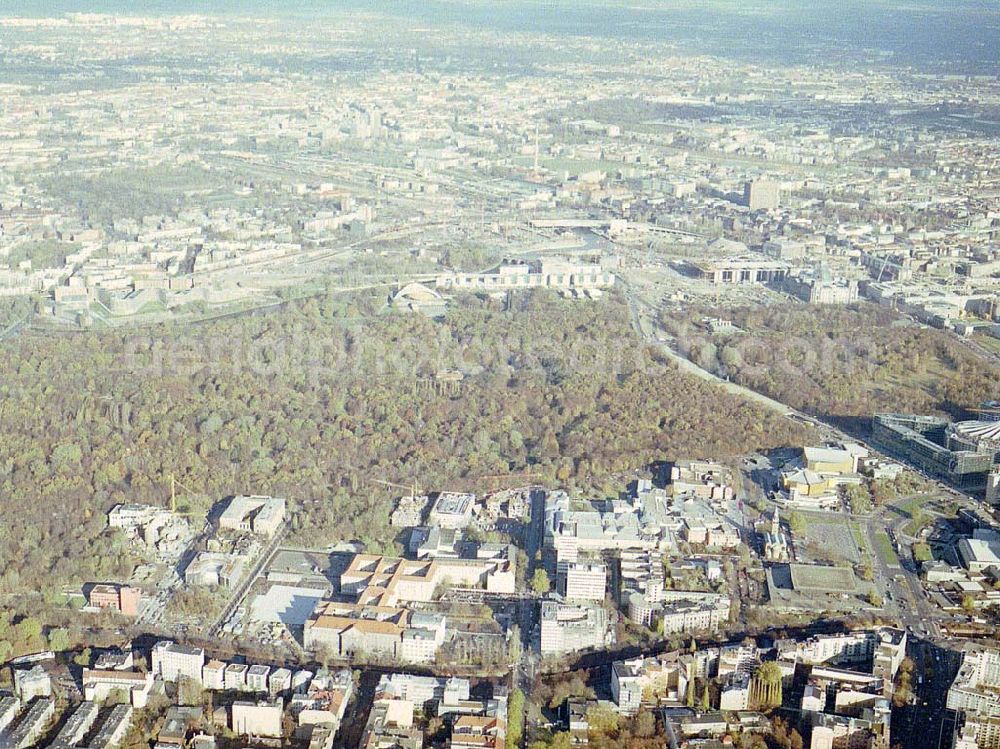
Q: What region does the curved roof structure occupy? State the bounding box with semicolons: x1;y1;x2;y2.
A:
393;282;442;303
951;420;1000;443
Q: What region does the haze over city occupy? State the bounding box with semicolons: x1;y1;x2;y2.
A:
0;3;999;749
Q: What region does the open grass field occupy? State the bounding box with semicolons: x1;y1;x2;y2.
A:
797;512;860;565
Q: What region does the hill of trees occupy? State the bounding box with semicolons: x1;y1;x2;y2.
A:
0;289;811;602
659;302;999;429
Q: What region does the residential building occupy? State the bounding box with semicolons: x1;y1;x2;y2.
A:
83;669;155;708
152;642;205;683
958;712;1000;749
202;660;226;691
90;704;133;749
6;698;55;749
948;646;1000;716
52;701;100;746
719;673;752;711
13;665;51;702
0;697;20;734
247;665;271;693
268;668;292;697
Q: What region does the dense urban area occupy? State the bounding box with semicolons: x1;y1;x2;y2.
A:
1;3;1000;749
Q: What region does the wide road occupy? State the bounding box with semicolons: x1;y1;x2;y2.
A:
622;279;844;439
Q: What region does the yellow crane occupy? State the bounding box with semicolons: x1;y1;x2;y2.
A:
168;473;201;516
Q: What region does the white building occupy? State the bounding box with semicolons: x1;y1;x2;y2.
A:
231;701;283;738
247;665;271;693
83;669;155;708
269;668;293;697
0;697;20;734
801;683;825;713
436;259;615;293
90;704;133;749
152;642;205;684
219;495;286;537
948;646;1000;716
539;600;607;655
202;660;226;690
7;698;55;749
225;663;249;691
14;665;52;702
561;562;607;601
719;673;751;711
53;701;101;746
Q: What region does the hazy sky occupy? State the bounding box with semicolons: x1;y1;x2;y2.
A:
3;0;998;71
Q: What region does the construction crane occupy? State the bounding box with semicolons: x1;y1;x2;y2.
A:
479;471;543;494
368;477;423;500
168;473;201;516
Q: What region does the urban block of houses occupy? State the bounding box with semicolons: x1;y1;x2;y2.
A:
290;669;354;734
625;587;730;635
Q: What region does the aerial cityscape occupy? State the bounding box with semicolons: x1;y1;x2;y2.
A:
0;2;999;749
